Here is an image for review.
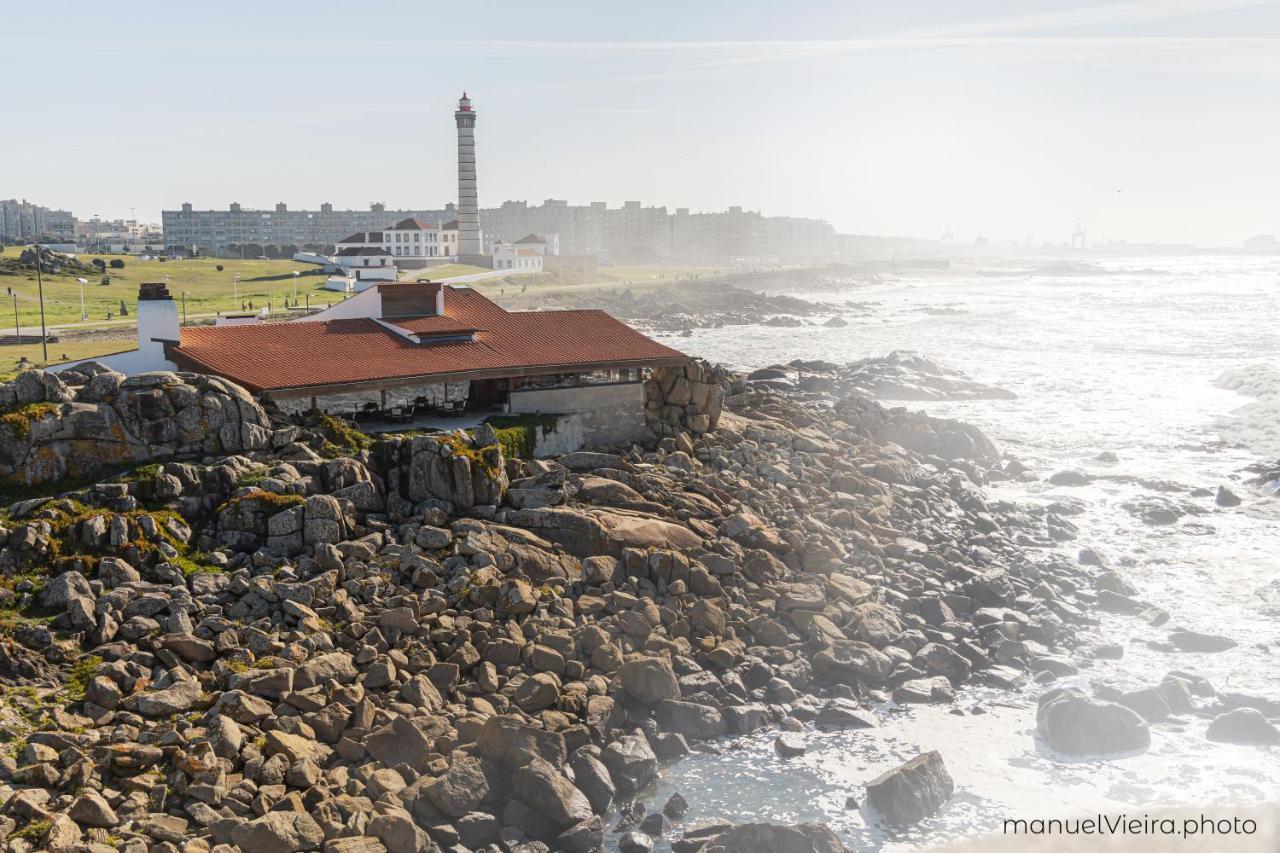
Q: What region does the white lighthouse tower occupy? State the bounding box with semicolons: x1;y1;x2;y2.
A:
454;92;483;260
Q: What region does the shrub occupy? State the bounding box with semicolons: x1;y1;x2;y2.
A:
108;258;125;269
483;414;560;460
215;264;224;272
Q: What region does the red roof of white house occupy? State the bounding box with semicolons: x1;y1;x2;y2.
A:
170;287;687;393
386;218;437;231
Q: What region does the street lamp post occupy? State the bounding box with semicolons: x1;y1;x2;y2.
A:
292;270;300;305
233;273;239;306
76;278;88;321
33;243;48;363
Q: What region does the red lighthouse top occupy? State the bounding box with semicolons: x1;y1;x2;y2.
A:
457;92;472;112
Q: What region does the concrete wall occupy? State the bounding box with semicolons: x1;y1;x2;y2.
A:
509;382;646;446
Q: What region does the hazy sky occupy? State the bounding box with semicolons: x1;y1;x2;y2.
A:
4;0;1279;246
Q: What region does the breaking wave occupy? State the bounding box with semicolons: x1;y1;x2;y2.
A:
1214;363;1280;457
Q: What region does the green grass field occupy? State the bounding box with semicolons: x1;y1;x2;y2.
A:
0;250;345;329
0;337;134;380
395;262;493;281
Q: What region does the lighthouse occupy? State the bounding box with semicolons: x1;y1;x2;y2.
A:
454;92;483;259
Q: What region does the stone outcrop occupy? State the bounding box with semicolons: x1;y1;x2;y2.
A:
0;355;1125;853
644;358;726;437
0;365;281;486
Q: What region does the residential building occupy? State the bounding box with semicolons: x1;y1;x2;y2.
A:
162;202;461;255
492;243;544;272
0;199;75;241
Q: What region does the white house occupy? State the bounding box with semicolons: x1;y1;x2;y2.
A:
327;246;396;292
384;218;446;260
492;243;543;272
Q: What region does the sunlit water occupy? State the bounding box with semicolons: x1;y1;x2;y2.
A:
620;256;1280;850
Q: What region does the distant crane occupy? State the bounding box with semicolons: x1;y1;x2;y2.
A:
1071;223;1087;249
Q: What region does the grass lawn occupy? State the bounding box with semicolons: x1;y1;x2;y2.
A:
0;336;135;381
0;250;343;329
396;263;493;282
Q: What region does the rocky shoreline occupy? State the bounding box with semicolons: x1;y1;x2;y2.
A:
0;357;1137;853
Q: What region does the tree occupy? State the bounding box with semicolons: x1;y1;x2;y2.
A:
109;258;125;269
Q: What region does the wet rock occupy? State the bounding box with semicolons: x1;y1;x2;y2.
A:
1049;470;1092;486
1206;708;1280;746
558;816;605;853
1169;630;1237;653
864;750;954;825
603;731;658;793
664;792;690;819
1215;486;1242;507
815;698;877;729
1036;688;1150;755
619;830;655;853
655;699;728;740
775;732;807;757
703;822;848;853
513;758;594;828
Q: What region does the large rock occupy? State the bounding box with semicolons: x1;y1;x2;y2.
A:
513;758;594;828
477;715;567;769
602;731;658;793
1206;708;1280;746
655;699;728;740
813;640;894;685
619;656;681;704
366;715;434;771
864;751;954;825
703;822;848;853
1036;688;1151;755
131;679;203;718
231;811;324;853
0;368;277;486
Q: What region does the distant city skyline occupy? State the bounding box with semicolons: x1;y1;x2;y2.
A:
5;0;1280;246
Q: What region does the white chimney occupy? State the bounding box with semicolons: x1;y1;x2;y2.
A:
136;282;180;364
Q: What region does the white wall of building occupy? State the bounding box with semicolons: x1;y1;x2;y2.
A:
493;243;543;272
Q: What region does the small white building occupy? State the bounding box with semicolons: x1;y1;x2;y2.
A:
492;243;544;272
327;246;396;292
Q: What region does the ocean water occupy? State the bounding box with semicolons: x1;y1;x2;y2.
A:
628;255;1280;850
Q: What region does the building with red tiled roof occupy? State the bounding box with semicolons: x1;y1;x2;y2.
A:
52;282;688;444
163;282;687;422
